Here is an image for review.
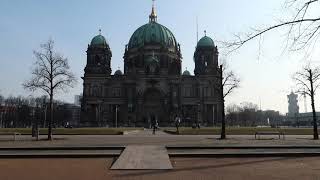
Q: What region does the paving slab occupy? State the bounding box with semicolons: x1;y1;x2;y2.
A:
111;145;172;170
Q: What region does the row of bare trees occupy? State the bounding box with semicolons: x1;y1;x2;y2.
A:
0;95;48;128
226;102;285;127
0;95;73;129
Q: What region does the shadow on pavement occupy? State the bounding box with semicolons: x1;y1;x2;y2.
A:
112;157;301;178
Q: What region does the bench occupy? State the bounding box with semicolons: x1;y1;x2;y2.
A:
255;131;285;140
0;132;22;141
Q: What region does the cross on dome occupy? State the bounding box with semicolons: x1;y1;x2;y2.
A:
149;0;157;22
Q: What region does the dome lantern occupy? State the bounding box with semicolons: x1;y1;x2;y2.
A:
149;0;157;23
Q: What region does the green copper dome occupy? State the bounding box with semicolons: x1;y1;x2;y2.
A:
197;36;214;47
114;69;123;75
128;22;177;49
91;35;108;47
182;70;191;76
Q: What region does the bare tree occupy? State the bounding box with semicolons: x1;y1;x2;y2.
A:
23;39;76;140
225;0;320;53
293;64;320;139
219;63;241;139
0;94;3;106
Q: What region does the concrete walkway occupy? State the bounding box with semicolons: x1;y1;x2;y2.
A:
123;129;170;136
111;145;172;170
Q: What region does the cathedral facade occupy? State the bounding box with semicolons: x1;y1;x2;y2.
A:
81;4;223;127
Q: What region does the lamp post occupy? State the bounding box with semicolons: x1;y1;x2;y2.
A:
97;100;103;127
43;105;47;128
115;105;119;128
220;64;226;139
197;103;200;127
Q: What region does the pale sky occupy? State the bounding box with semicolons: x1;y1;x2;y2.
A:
0;0;319;114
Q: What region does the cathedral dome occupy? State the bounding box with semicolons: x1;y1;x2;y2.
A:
91;34;108;47
182;70;191;76
128;22;177;49
197;35;214;47
114;69;123;75
127;2;177;50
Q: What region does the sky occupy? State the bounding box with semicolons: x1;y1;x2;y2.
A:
0;0;319;114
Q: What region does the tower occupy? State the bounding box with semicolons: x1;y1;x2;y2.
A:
194;32;219;75
81;31;112;127
287;92;299;116
85;30;112;76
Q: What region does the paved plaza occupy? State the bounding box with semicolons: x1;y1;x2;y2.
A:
2;157;320;180
2;129;320;179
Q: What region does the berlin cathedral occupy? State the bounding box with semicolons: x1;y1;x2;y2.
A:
81;3;223;127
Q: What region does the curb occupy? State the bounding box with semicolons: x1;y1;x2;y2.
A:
0;146;125;151
168;152;320;157
166;145;320;149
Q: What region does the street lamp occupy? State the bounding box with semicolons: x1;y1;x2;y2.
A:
197;103;200;127
97;100;103;127
115;105;119;128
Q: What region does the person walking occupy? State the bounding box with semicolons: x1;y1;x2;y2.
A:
175;115;181;134
152;117;157;135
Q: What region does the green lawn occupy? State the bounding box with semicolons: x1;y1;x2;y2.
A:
0;127;314;135
163;127;314;135
0;128;143;135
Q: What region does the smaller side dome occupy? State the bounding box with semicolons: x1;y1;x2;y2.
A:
114;70;123;75
197;36;214;47
91;35;107;47
182;70;191;76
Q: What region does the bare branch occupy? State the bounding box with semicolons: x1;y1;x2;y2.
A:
23;39;77;96
225;0;320;53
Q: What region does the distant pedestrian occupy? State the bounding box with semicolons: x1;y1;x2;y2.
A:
175;115;181;134
152;120;157;135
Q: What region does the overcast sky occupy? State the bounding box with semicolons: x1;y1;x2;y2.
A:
0;0;319;114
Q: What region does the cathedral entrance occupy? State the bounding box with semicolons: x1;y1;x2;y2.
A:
142;88;164;128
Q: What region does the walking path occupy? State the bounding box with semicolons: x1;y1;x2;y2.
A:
111;145;172;170
124;129;170;136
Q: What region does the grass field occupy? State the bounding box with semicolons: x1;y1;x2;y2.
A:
163;127;315;135
0;128;143;135
0;127;315;135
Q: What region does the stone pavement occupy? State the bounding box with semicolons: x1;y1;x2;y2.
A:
123;128;170;136
111;145;172;170
3;157;320;180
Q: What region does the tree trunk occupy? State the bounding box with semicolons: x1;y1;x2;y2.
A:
309;69;319;140
311;96;318;140
48;93;53;140
220;65;226;139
